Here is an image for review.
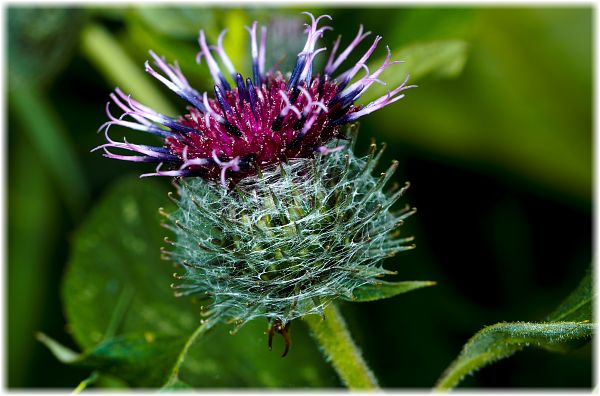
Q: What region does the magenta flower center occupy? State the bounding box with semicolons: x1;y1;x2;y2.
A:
167;73;350;181
95;13;413;187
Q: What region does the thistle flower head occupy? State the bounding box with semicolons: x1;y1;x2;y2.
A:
95;12;414;188
163;130;415;330
94;12;417;342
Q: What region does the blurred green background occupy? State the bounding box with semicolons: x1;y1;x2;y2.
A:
7;6;592;389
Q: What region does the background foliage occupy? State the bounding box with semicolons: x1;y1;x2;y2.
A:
8;5;592;388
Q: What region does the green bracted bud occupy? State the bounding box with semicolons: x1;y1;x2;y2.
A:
165;128;415;333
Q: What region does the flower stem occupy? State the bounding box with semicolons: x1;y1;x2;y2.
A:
304;303;379;390
164;321;212;386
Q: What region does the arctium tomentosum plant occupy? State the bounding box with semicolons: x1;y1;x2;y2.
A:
95;12;416;356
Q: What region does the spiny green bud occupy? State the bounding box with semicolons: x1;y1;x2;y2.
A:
163;129;416;334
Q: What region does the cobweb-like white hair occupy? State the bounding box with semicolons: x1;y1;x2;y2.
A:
162;128;416;331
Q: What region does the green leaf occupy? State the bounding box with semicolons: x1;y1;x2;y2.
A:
36;332;80;363
80;23;177;115
372;9;591;202
386;9;478;44
160;376;193;391
220;10;250;73
176;320;339;388
62;177;338;388
38;332;186;388
547;270;593;322
434;321;594;391
133;6;217;40
8;134;59;386
9;84;89;218
361;40;469;103
122;7;229;95
435;270;595;391
8;8;89;218
62;177;191;349
123;15;212;94
8;7;87;90
348;280;436;302
94;373;130;389
399;40;469;80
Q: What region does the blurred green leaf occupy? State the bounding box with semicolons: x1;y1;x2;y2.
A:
373;9;591;204
348;280;435;302
8;7;90;217
123;16;212;94
80;23;177;115
387;8;477;44
87;7;127;21
94;373;130;389
62;178;189;348
435;270;594;391
547;270;593;322
62;178;338;388
38;332;186;388
398;40;469;80
8;133;58;386
361;40;468;103
179;319;339;387
221;10;250;73
9;83;89;218
37;333;80;363
133;6;217;40
161;376;193;390
8;7;87;90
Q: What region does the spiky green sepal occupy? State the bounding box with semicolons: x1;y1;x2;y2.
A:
164;130;415;330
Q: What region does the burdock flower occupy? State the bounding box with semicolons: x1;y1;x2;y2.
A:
95;12;416;355
95;12;413;187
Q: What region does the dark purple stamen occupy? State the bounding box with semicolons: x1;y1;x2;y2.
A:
238;153;257;171
219;76;232;92
214;85;232;115
163;120;203;136
287;59;306;90
253;62;261;87
185;92;208;113
225;122;243;138
271;115;284;132
288;86;302;106
145;125;175;138
292;116;306;131
236;73;248;105
246;78;259;120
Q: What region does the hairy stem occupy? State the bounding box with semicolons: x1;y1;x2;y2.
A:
165;321;211;385
304;303;379;390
